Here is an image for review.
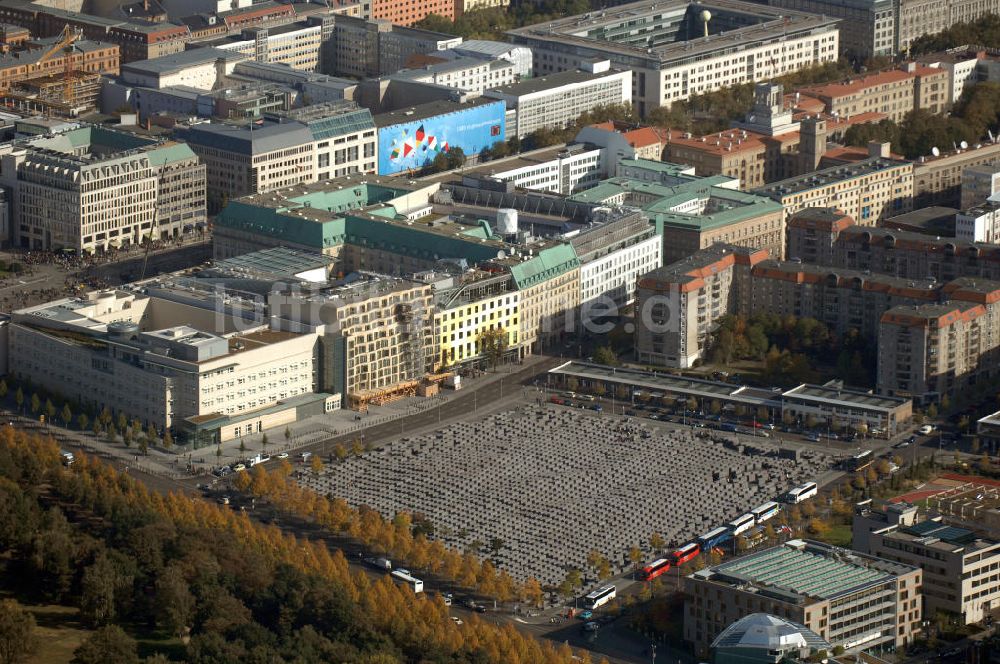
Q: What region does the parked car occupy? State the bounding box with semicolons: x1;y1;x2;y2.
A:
578;610;593;620
276;452;289;459
918;424;934;435
450;616;463;625
233;463;247;472
583;621;600;632
218;496;230;505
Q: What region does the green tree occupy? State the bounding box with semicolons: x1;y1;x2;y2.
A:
116;412;127;432
284;426;291;444
77;413;89;432
559;569;582;599
44;399;55;424
155;565;194;638
333;443;348;462
0;379;7;401
14;387;23;413
927;402;939;419
162;430;173;450
477;327;508;370
80;554;126;627
72;625;138;664
138;438;148;456
29;394;39;416
61;403;72;428
0;599;37;664
592;345;618;366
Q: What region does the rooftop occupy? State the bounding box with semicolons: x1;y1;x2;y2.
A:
373;98;502;127
485;67;625;97
506;0;838;68
181;119;314;155
711;613;830;653
695;540;917;602
121;47;243;75
755;157;912;199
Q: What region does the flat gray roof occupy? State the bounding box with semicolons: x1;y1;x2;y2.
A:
182;120;313;155
485;68;625;97
122;47;243;75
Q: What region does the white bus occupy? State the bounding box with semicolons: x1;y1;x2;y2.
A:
728;513;755;536
751;501;780;524
784;482;818;504
583;585;616;610
391;568;424;594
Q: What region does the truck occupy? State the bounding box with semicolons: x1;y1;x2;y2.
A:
365;557;392;571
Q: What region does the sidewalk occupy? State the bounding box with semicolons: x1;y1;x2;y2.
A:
16;354;554;480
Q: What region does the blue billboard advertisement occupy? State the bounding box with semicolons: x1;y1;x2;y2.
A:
377;101;505;175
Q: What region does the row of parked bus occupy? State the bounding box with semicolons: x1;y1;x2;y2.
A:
638;482;818;581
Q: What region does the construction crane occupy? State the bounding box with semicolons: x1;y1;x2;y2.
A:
34;24;81;105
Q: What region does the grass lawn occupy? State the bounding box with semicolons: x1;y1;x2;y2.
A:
22;602;91;664
818;523;852;547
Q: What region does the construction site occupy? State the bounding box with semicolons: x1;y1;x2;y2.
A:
0;24;119;117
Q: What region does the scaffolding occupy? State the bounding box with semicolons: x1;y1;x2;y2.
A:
347;372;455;412
1;70;101;117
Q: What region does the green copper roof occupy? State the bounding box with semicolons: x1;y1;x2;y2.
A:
145;142;198;166
508;243;580;289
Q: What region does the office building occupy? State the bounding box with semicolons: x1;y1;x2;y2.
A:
445;40;532;79
684;539;922;656
7;284;333;442
796;65;949;122
272;101;378;179
665;84;881;190
483;63;632;138
761;0;892;58
956;202;1000;243
0;125;206;251
120;47;244;90
507;0;839;115
180;119;315;211
711;614;831;664
325;15;462;79
208;22;323;71
473;143;607;195
754;152;913;225
571;159;785;264
856;505;1000;625
961;161;1000;210
390;56;519;95
916;48;985;108
579;121;669;162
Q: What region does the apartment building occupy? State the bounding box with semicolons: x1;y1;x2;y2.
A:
507;0;839;115
785;207;855;266
878;278;1000;401
786;217;1000;283
180;120;316;211
916;48;985;108
635;244;766;368
467;143;606;195
897;0;1000;54
370;0;454;26
684;539;922;656
271;101;378;179
754;152;913;225
856;506;1000;625
0;125;206;251
483;63;632;139
913;141;1000;208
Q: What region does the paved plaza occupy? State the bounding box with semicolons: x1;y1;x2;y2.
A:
300;405;835;584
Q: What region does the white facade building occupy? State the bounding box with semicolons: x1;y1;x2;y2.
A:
120;48;245;90
956;200;1000;243
491;145;605;195
446;40;533;78
485;62;632;138
579;233;662;310
393;56;519;94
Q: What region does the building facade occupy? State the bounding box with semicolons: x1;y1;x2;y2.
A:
506;0;839;115
0;126;206;252
684;539;922;657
